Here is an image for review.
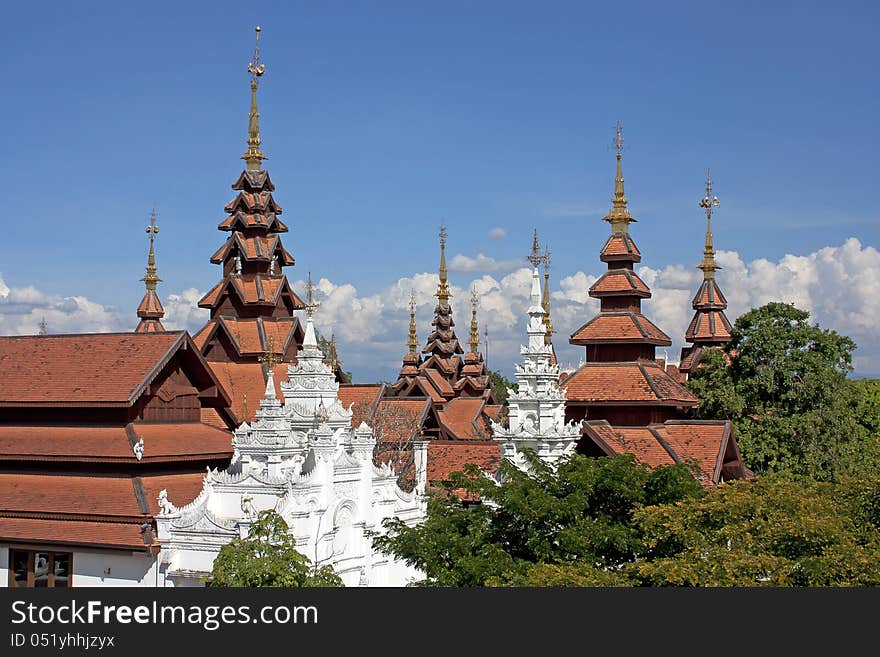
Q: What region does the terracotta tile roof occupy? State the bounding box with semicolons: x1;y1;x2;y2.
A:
338;384;384;425
209;361;288;423
692;279;728;309
423;369;455;398
371;398;430;443
231;169;276;192
570;312;671;345
134;319;165;334
562;361;697;405
197;282;224;309
213;317;299;355
0;332;183;406
218;211;289;233
685;310;733;342
589;269;651;298
137;290;165;317
224;191;282;215
427;440;501;484
0;517;150;550
139;472;211;515
201;407;230;429
654;421;730;484
600;233;642;262
0;473;144;517
0;426;131;460
210;235;295;266
437;398;486;440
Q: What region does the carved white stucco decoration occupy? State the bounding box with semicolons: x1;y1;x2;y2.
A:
155;312;427;587
491;264;582;473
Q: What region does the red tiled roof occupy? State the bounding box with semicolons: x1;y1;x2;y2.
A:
338;384;384;426
209;362;288;423
215;317;300;355
371;398;430;443
424;369;455;398
0;473;144;517
0;517;150;550
139;472;211;515
685;310;733;342
570;312;671;345
437;397;487;440
692;278;728;309
134;319;165;334
562;361;697;405
589;269;651;298
427;440;501;483
0;332;183;406
137;290;165;317
654;421;730;484
599;233;642;262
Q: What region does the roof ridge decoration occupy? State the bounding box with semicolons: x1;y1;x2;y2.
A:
135;208;166;333
697;168;720;280
468;287;480;354
541;245;555;347
423;226;463;359
603;121;637;233
243;26;267;171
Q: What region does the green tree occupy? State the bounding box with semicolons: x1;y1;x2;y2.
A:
629;477;880;586
209;510;343;587
849;378;880;435
687;302;879;480
372;452;702;586
488;370;514;406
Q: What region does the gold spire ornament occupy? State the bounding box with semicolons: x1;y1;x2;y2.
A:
407;291;419;354
436;225;451;305
327;333;339;369
542;247;555;344
527;229;542;268
243;26;267;171
142;208;161;291
468;287;480;353
698;168;721;279
304;271;320;318
603;121;635;233
258;335;282;369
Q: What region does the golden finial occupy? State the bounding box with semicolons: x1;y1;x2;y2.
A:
243;26;267;171
38;317;47;336
142;208;161;292
603;121;635;233
328;333;339;368
527;229;542;268
407;291;419;354
258;335;282;369
542;247;555;344
304;271;320;318
698;168;721;279
436;225;451;305
468;287;480;353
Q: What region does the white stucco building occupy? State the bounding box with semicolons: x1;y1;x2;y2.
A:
154;310;427;587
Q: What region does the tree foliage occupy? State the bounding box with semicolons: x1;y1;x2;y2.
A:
372;453;702;586
209;510;343;587
488;370;514;407
686;302;880;480
629;477;880;586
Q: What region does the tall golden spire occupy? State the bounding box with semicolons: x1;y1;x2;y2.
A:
242;26;267;171
407;291;419;354
542;247;555;344
305;271;320;318
436;225;451;305
468;287;480;353
603;121;635;233
142;208;161;292
527;229;542;268
698;168;721;280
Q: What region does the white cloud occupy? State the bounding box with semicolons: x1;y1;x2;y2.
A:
448;253;522;273
488;227;507;240
163;288;209;333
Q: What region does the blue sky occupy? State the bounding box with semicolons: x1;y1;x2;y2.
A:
0;1;878;380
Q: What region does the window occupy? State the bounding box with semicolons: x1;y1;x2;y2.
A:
8;550;72;588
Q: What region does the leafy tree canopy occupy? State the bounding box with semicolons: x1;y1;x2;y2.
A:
686;302;880;480
488;370;514;406
372;452;702;586
209;510;343;587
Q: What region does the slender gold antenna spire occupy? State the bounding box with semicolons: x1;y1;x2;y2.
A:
407;291;419;354
603;121;635;233
436;225;451;305
542;247;555;344
527;229;542;268
243;26;267;171
142;208;161;291
468;287;480;353
258;335;282;370
305;272;320;318
328;333;339;369
698;168;721;279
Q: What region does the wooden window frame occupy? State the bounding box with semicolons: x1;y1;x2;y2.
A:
7;549;73;588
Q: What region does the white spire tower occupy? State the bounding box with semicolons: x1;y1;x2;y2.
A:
491;233;582;472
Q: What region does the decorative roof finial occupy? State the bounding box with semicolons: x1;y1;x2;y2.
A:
542;247;555;344
469;287;480;354
407;291;419;354
527;229;542;268
242;26;267;171
436;225;451;305
604;121;635;233
305;271;320;318
143;208;161;292
327;333;339;369
258;334;282;370
38;317;47;335
698;168;721;280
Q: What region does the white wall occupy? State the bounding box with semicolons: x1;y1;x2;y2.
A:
0;544;159;588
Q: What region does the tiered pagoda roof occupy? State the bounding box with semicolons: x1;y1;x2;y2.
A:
193;28;306;422
680;171;734;375
134;210;165;334
565;123;697;426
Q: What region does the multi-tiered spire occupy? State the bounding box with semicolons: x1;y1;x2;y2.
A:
194;26;305;380
135;209;166;333
680;169;733;376
468;287;480;354
422;226;463;362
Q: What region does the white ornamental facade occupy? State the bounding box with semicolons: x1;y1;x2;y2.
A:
155;312;427;587
491;263;582;471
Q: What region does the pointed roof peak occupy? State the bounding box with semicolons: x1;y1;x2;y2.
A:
603;121;636;232
242;26;267;171
698;168;721;279
436;225;451;305
136;208;165;333
407;290;419;354
468;287;480;354
542;246;555;344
